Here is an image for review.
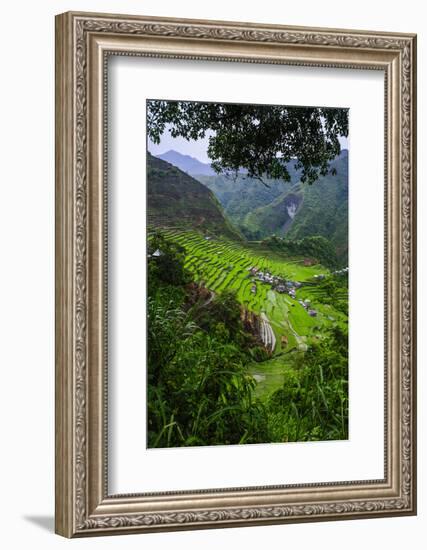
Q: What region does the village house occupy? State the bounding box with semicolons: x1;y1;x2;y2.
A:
332;266;349;276
298;298;317;316
248;266;303;301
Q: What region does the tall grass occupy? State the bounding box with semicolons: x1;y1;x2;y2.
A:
147;232;348;448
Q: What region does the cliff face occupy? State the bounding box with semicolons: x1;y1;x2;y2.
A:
241;151;349;263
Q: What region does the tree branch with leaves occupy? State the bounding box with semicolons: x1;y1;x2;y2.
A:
147;100;348;185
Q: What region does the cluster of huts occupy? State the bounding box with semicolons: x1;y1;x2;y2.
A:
248;265;319;317
332;266;349;276
298;298;317;317
313;266;348;282
248;266;294;294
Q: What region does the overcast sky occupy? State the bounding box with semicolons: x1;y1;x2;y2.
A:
148;129;215;163
148;127;349;164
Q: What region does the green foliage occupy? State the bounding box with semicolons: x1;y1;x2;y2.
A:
303;274;349;316
194;290;242;333
147;292;189;388
147;153;241;240
196;166;300;228
147;100;348;184
147;232;348;448
240;151;348;263
262;235;339;269
147;240;268;447
284;152;348;264
146;101;349;448
267;326;348;442
156;227;347;357
194;151;348;264
148;329;268;447
148;232;190;288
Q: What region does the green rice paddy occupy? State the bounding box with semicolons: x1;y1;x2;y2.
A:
154;227;348;399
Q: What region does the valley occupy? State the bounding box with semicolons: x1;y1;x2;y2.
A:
165;148;349;265
151;226;348;399
146;107;349;447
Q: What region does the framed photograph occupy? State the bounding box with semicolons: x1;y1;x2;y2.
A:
55;11;417;537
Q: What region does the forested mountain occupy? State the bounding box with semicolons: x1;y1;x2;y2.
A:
243;151;348;262
284;154;348;262
147;153;240;239
153;149;348;263
155;150;300;224
147;102;349;450
196;168;301;227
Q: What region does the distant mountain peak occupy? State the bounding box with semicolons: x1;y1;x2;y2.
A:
162;150;199;161
156;149;216;176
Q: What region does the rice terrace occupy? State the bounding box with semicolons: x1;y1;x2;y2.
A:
146;99;349;449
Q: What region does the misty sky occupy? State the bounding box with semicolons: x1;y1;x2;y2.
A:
148;129;215;163
148;126;349;165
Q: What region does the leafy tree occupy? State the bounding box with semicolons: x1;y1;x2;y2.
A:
190;289;243;339
148;232;190;288
313;275;349;315
147;100;348;184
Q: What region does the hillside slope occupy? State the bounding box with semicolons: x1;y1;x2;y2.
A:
242;151;348;262
147;153;240;239
196;168;301;229
155;151;301;227
153;149;348;263
226;150;348;263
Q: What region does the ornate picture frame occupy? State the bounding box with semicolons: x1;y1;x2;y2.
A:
55;11;417;537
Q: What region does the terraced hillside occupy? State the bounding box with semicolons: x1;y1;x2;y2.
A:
147;156;348;401
147;153;240;240
189;150;349;263
153;227;348;397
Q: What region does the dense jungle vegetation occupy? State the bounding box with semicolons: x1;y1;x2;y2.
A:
147;233;348;448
